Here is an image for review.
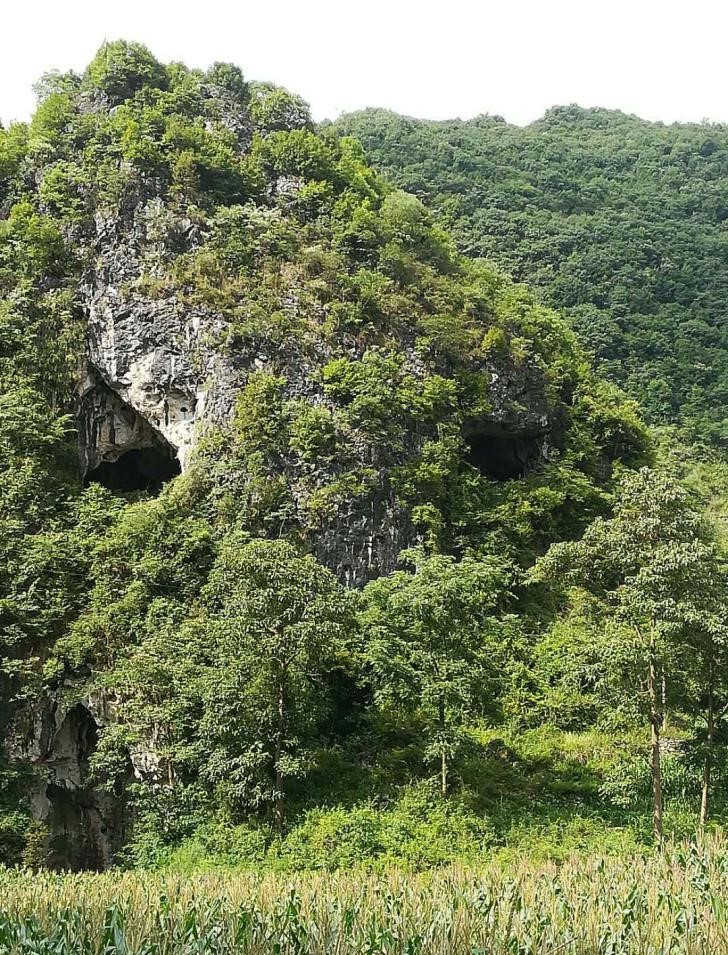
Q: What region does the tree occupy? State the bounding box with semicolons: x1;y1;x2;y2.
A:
200;537;355;830
83;41;168;104
535;468;721;842
682;573;728;828
361;549;517;797
249;83;312;134
206;63;248;106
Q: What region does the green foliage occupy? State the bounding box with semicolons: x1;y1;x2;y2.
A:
84;41;168;104
260;129;339;184
199;537;356;824
249;83;312;133
334;107;728;444
205;63;248;105
208;204;297;271
287;403;339;463
534;468;726;836
362;549;519;790
233;372;288;460
0;201;68;278
0;42;705;874
379;190;455;271
159;821;269;871
275;785;494;870
534;468;722;722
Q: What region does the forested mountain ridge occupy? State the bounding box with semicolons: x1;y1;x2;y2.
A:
332;106;728;444
1;43;724;874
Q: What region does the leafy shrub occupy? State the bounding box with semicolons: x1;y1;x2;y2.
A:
249;83;312;134
261;130;338;183
288;402;340;463
84;41;168;104
276;786;495;870
205;63;248;105
162;822;268;871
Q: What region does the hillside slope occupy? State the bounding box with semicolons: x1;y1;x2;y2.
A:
0;45;649;869
333;107;728;443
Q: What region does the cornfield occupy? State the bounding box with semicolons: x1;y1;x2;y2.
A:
2;839;728;954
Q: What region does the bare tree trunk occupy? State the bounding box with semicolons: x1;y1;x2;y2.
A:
439;697;447;798
274;677;285;833
700;669;714;830
647;629;664;844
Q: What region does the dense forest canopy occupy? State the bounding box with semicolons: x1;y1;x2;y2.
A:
0;42;726;873
332;107;728;444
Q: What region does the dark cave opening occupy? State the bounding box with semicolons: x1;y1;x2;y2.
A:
44;705;104;871
43;703;131;871
84;446;181;494
46;783;105;872
464;430;542;481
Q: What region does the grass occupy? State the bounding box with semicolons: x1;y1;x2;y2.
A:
2;837;728;952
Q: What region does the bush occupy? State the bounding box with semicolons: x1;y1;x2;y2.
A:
0;811;33;866
249;83;312;134
262;130;338;183
276;786;495;870
163;822;268;871
288;402;340;463
84;41;168;104
154;786;495;873
205;63;248;105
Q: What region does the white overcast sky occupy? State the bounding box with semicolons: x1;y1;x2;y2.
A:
2;0;727;127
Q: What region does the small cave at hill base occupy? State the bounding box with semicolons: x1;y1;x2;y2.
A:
40;704;129;871
464;430;543;481
84;446;181;494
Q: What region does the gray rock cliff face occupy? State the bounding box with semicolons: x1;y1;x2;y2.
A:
77;196;235;477
9;693;127;870
74;190;554;587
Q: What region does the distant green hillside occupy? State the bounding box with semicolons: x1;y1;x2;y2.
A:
333;107;728;444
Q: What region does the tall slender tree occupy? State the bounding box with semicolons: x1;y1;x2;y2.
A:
684;576;728;828
361;549;517;797
535;468;721;842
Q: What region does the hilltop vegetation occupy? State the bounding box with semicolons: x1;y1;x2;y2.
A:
333;107;728;444
0;43;726;875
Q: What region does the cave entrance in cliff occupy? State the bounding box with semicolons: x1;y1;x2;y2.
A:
44;705;110;871
84;445;181;495
464;429;542;481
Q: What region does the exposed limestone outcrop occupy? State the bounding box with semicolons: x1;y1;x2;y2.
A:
73;190;556;586
77;199;225;475
9;695;125;870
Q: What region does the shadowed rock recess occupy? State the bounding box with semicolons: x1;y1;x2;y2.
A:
0;42;650;869
80;375;182;493
464;428;543;481
85;447;181;494
10;699;130;870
